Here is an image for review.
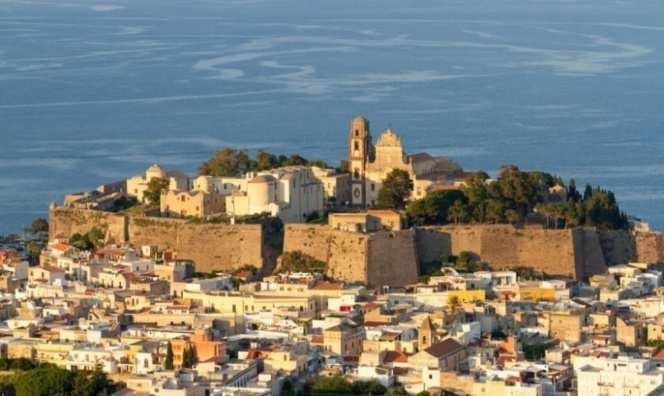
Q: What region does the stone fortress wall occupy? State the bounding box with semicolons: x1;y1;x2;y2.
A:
416;224;664;279
51;208;664;285
281;225;420;287
49;207;269;273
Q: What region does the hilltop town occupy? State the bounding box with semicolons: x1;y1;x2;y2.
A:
1;117;664;395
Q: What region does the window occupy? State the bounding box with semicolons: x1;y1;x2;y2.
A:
354;169;360;179
354;141;359;150
355;130;359;136
371;183;375;191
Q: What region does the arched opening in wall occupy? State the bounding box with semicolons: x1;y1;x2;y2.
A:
355;130;359;137
354;141;359;150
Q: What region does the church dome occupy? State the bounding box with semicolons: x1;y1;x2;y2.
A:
146;164;167;180
376;129;402;147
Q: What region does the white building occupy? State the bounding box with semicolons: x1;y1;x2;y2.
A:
574;355;664;396
224;166;324;223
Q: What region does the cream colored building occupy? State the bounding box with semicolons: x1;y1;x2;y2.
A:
181;290;319;316
311;167;351;206
328;210;403;232
347;116;463;207
160;189;226;218
225;166;325;223
127;164;189;203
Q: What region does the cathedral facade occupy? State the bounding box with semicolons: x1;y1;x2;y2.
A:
347;116;463;208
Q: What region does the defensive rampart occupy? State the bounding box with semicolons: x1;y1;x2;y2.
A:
49;207;270;272
51;207;664;284
282;225;419;287
416;224;664;279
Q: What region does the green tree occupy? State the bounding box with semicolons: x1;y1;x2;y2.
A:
143;177;168;206
567;178;581;203
164;342;174;370
310;375;352;394
26;241;42;263
69;233;94;251
386;386;409;396
351;380;386;395
485;199;505;224
406;190;465;226
198;147;252;177
281;379;296;396
279;251;326;273
13;366;74;396
282;154;308;167
447;200;469;224
255;150;279;171
72;369;114;396
87;227;104;247
376;169;413;210
505;209;522;224
182;345;198;368
26;218;48;234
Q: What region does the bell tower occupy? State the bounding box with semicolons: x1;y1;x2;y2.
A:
348;116;372;207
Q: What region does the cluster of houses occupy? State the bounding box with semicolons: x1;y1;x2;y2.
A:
1;238;664;395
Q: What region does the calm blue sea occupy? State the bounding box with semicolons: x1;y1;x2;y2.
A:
1;0;663;234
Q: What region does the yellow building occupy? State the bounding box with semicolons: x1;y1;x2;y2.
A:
311;167;351;207
323;323;364;357
517;287;556;302
160;190;226;218
547;311;583;344
328;210;403;233
34;341;75;367
263;348;307;375
446;289;486;305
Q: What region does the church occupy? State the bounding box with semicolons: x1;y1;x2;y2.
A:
347;116;464;207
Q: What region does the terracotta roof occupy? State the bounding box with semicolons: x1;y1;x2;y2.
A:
50;243;71;252
654;349;664;360
424;338;464;358
363;321;390;327
383;351;408;363
312;282;343;291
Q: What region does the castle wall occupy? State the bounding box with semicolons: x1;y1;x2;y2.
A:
49;208;127;244
282;225;369;284
127;216;265;272
633;231;664;264
282;225;419;287
416;225;602;279
571;228;609;278
50;208;267;273
598;230;637;266
366;229;419;287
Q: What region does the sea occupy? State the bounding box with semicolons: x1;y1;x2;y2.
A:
1;0;663;235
